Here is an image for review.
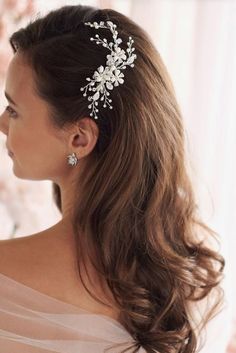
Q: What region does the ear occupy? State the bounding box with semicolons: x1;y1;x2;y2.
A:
67;117;99;159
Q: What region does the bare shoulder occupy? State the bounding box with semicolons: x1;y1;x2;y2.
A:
0;227;74;277
0;233;46;281
0;230;83;301
0;223;73;270
0;230;120;320
0;235;33;263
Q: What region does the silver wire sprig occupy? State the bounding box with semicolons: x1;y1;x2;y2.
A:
80;20;137;120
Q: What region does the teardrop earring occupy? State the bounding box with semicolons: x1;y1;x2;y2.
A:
67;152;79;166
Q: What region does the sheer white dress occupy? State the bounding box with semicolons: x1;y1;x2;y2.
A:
0;272;146;353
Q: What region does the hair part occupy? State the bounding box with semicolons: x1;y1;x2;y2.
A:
10;5;225;352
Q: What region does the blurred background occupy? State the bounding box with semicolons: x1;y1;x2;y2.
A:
0;0;235;352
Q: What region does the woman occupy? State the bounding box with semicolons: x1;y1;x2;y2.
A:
0;4;225;353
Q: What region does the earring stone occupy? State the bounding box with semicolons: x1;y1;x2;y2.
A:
67;152;78;166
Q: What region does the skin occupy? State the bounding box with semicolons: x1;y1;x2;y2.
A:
0;52;119;317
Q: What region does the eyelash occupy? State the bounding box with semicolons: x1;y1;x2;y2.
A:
5;105;17;118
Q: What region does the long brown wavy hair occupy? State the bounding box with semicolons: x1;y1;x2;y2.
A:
9;4;225;353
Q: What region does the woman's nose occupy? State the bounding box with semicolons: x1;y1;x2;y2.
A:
0;112;9;136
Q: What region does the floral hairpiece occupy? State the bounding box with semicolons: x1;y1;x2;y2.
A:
80;20;137;120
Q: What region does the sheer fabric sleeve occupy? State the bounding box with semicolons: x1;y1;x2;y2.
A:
0;273;146;353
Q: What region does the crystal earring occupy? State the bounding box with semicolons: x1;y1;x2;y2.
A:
67;152;79;166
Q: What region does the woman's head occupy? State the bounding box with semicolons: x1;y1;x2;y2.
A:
1;52;83;181
0;14;103;185
0;4;225;353
0;4;174;203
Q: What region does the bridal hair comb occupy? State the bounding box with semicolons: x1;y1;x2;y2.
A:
80;20;137;120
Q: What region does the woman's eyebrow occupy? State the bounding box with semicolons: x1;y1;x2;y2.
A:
4;91;18;107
